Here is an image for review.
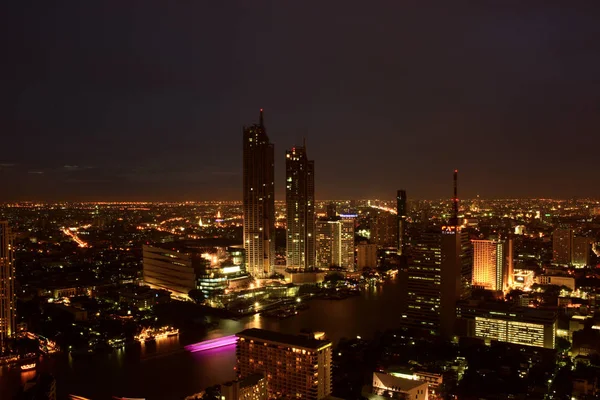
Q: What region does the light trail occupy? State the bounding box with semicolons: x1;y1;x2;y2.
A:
184;335;237;352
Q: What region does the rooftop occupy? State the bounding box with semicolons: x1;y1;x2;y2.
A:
237;328;331;350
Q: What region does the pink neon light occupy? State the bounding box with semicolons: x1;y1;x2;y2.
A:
184;335;237;352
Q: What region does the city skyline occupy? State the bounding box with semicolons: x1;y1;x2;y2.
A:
3;2;600;201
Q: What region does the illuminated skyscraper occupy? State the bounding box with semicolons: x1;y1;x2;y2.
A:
0;221;15;350
285;144;315;270
552;228;572;265
472;239;513;291
315;216;354;270
397;190;407;255
243;110;275;278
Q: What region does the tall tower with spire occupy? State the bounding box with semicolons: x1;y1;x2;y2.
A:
285;142;315;270
0;221;15;351
243;109;275;278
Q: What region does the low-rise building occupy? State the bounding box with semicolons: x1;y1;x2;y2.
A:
366;372;429;400
221;374;268;400
118;286;171;310
536;275;575;291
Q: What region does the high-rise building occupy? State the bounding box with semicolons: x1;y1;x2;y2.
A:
552;228;573;266
243;109;275;278
285;144;315;270
315;216;354;270
371;211;397;249
397;190;407;255
402;171;470;339
236;328;332;400
357;243;378;269
0;221;15;350
572;236;591;267
472;239;513;292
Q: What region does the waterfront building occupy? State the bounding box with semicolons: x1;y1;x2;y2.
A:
472;239;513;292
243;109;275;278
315;216;355;270
143;241;248;297
221;374;268;400
236;328;332;400
285;144;315;270
0;221;15;351
397;190;407;256
552;228;573;265
572;236;591;267
357;243;377;269
369;372;429;400
457;300;557;349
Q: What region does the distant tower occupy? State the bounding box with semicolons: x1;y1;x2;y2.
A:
0;221;15;350
396;190;407;255
286;143;315;270
243;109;275;278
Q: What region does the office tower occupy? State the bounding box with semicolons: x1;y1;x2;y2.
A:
572;237;591;267
552;228;573;265
221;374;268;400
143;242;247;296
236;328;332;400
397;190;407;255
315;216;355;270
0;221;15;350
371;211;397;248
457;301;557;349
472;239;513;292
285;144;315;270
403;171;469;339
357;243;378;269
243;109;275;278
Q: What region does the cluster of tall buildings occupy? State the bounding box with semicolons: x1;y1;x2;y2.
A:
552;228;591;267
242;110;361;276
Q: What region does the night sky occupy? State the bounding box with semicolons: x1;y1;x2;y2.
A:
2;1;600;201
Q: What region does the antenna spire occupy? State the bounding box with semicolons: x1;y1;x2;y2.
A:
259;108;264;127
452;169;459;227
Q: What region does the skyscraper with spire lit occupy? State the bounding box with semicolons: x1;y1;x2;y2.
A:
286;143;315;270
243;109;275;278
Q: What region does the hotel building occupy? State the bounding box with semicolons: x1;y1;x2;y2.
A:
221;374;268;400
472;239;513;292
236;328;332;400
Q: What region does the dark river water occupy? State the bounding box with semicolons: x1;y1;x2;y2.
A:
1;275;407;400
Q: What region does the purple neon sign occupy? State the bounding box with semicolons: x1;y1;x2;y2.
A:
184;335;238;353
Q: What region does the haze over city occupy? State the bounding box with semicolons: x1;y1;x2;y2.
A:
3;1;600;201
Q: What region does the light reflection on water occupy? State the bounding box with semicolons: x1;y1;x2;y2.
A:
1;277;406;399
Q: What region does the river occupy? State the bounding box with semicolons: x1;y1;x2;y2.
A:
0;274;407;399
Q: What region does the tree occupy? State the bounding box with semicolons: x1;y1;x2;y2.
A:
324;272;345;283
188;289;205;304
555;337;571;353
